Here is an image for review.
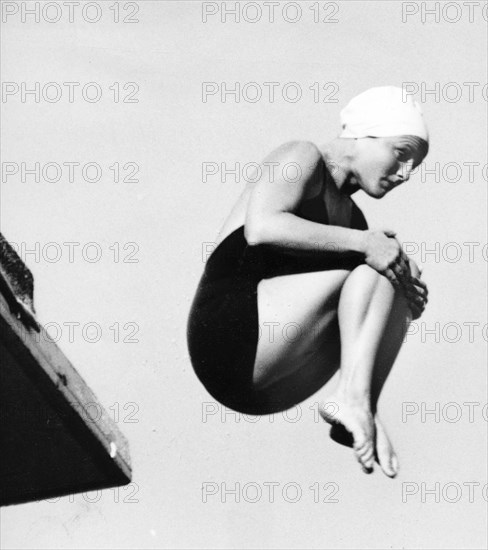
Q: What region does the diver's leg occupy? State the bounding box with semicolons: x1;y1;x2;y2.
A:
252;261;419;475
320;262;419;475
370;259;420;413
251;269;350;392
326;285;412;477
366;261;420;477
319;264;400;472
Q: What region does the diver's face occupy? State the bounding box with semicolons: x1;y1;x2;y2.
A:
351;135;427;198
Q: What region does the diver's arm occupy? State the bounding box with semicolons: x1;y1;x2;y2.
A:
244;141;366;255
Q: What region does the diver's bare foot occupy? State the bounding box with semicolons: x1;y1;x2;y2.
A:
327;412;399;478
319;398;375;473
374;417;399;478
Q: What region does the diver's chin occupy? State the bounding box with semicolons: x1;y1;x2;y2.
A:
357;177;386;199
364;186;387;200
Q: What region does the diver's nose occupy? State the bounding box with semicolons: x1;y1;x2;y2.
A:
397;159;413;181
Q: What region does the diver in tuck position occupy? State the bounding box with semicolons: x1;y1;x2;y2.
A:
187;86;429;477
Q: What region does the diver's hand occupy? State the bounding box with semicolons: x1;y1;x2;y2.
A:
362;229;410;287
403;273;429;320
362;230;429;318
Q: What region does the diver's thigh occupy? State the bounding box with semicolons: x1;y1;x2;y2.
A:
253;269;350;389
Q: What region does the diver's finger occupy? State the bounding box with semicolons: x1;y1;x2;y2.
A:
383;268;400;289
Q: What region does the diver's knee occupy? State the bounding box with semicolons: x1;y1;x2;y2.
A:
345;263;383;286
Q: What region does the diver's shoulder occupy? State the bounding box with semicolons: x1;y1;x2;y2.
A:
275;140;323;158
265;140;324;171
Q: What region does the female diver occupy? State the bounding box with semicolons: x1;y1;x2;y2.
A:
187;86;429;478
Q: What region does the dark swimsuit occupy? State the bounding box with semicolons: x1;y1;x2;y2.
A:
187;168;368;415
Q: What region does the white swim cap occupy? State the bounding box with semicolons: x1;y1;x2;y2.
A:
340;86;429;142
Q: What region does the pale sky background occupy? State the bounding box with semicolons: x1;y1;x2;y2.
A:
1;1;487;548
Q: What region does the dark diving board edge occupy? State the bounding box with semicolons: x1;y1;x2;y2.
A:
0;288;132;506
